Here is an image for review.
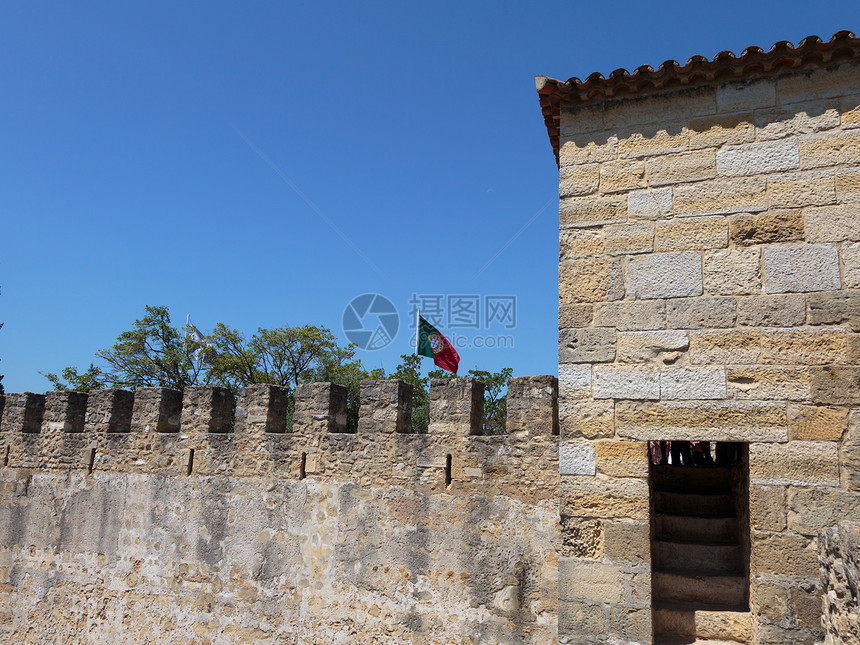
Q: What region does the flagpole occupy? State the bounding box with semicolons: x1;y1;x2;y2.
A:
185;314;190;357
415;307;419;356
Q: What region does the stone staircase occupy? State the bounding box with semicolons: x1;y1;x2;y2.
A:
651;464;752;644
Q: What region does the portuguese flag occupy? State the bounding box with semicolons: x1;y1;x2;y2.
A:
417;315;460;374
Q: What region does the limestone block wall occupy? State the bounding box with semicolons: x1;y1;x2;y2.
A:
556;58;860;644
819;521;860;645
0;376;559;644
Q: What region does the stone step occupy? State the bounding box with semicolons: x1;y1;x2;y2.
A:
652;571;747;607
652;464;732;494
656;515;740;543
654;491;735;517
653;540;744;575
654;604;753;643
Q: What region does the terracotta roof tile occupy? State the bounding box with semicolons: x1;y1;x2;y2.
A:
537;30;860;166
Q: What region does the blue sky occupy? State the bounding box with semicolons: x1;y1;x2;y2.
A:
2;1;858;392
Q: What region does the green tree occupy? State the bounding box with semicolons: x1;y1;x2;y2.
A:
465;367;513;434
43;364;108;392
390;354;430;432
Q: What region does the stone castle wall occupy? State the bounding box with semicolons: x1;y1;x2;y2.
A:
0;377;559;644
556;58;860;644
819;521;860;645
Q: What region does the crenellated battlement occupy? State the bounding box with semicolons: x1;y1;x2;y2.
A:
0;376;558;502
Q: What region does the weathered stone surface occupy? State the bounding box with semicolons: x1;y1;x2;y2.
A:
763;243;842;293
86;388;135;434
0;392;46;433
798;130;860;169
615;400;787;441
843;410;860;490
729;210;805;246
610;606;652;643
841;242;860;289
718;78;776;112
737;294;806;327
750;484;787;531
293;382;348;433
592;300;666;331
603;221;654;256
595;441;649;478
559;163;600;197
689;329;761;364
560;475;649;519
357;380;413;434
130;388;181;434
819;522;860;645
627;187;672;219
805;204;860;243
559;131;618;166
751;531;820;578
617;125;689;159
667;296;737;329
560;440;596;476
603;520;650;563
755;100;841;140
558;364;593;399
788;404;849;441
788;487;860;536
593;366;659;400
655;216;727;252
646;149;716;186
428;377;483;436
751;580;791;623
760;328;847;365
674;176;767;216
561;516;603;559
661;367;727;400
768;170;836;208
727;367;811;402
43;390;88;433
559;228;604;259
506;375;558;436
558;303;593;329
626;251;703;300
560;194;627;227
836;166;860;202
558;327;616;364
807;290;860;330
559;399;615;440
560;103;605;137
599;158;646;193
810;366;860;405
750;441;840;486
718;139;799;176
690;112;755;149
558;599;607;636
703;247;761;295
559;257;625;304
616;330;689;364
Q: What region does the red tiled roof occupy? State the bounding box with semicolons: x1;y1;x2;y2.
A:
537;30;860;166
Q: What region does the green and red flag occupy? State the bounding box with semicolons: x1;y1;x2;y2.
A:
417;315;460;374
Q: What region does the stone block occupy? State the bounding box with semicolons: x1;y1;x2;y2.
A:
810;366;860;406
593;366;659;400
179;386;233;434
626;251;703;300
689;329;761;364
689;112;755;149
595;441;648;478
777;59;860;103
751;531;820;578
843;93;860;129
667;296;737;329
615;400;788;442
617;125;689;159
560;440;596;476
646;149;717;186
603;519;650;563
42;391;87;433
788;487;860;537
843;411;860;490
603;86;715;129
768;170;836;208
559;257;625;304
788;404;849;441
799;130;860;170
717;139;799;177
558;364;593;400
559;132;618;166
560;516;603;559
729;210;804;246
674;176;767;216
85;389;134;434
655;216;727;252
592;300;666;330
717;78;777;112
130;387;182;433
737;295;806;327
791;584;824;632
760;328;847;365
559;164;600;197
703;247;761;295
560;104;605;137
357;380;413;434
727;367;811;402
807;290;860;330
616;330;689;364
428;377;483;436
559;399;614;440
750;441;839;486
559;228;604;259
558;303;593;329
599;158;646;194
661;367;727;400
836;167;860;202
627;187;672;220
560;474;649;519
293;382;348;433
763;244;841;293
506;375;558;436
755;99;841;141
234;384;290;434
844;242;860;289
0;393;45;433
750;484;787;531
750;580;791;623
603;222;654;256
558;328;616;364
558;599;607;637
804;204;860;243
560;194;627;228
